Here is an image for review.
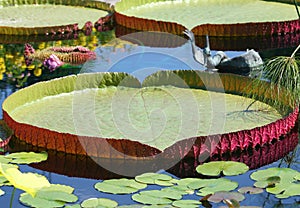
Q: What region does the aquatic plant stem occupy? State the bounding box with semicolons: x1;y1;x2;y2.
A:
9;187;16;208
290;43;300;59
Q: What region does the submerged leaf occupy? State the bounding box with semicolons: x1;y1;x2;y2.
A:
196;161;249;176
238;187;264;194
81;198;118;208
95;178;147;194
208;191;245;203
0;163;50;197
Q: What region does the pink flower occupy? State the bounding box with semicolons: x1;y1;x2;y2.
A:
43;54;64;71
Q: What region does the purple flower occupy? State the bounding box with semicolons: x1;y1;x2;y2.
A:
43;54;63;71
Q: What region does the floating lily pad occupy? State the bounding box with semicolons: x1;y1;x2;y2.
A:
161;185;194;195
251;167;300;198
0;1;111;35
251;168;300;186
19;193;66;208
0;163;50;197
5;151;48;164
3;71;287;159
65;205;81;208
19;184;77;208
81;198;118;208
187;178;238;196
196;161;249;176
266;182;300;199
172;199;201;208
135;173;175;186
207;191;245;203
132;189;180;205
115;0;299;36
95;178;147;194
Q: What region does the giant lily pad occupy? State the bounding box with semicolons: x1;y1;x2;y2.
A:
0;0;111;35
115;0;300;36
2;71;298;162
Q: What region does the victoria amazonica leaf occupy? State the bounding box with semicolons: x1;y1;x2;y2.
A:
0;5;108;29
9;85;282;152
116;0;298;30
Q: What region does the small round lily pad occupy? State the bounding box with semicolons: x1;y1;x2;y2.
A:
95;178;147;194
196;161;249;176
81;198;118;208
172;199;201;208
135;173;175;186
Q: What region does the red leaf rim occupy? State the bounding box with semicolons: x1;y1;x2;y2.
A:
9;119;299;179
0;0;113;35
2;71;298;159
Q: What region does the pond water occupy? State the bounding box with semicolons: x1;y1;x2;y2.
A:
0;27;299;207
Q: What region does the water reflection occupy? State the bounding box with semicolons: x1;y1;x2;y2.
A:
7;122;298;180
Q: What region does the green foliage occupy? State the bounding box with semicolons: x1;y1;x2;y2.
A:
135;173;176;186
95;179;147;194
172;199;201;208
196;161;249;176
4;151;48;164
250;167;300;198
249;44;300;109
81;198;118;208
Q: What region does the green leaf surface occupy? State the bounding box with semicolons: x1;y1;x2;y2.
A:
5;72;282;152
95;179;147;194
36;190;78;203
5;151;48;164
135;173;174;186
267;182;300;198
65;205;81;208
0;5;108;28
196;161;249;176
187;178;238;196
116;0;299;30
172;199;201;208
81;198;118;208
251;168;300;184
19;193;65;208
132;192;172;205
